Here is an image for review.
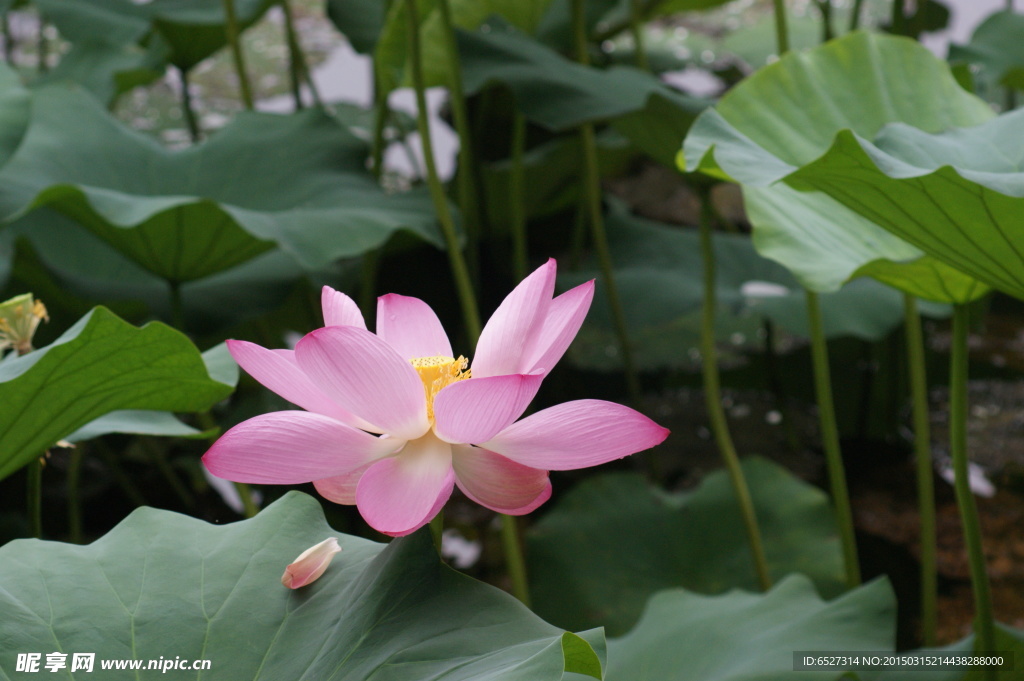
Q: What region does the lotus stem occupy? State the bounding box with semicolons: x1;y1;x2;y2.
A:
429;512;443;550
815;0;834;41
94;441;148;507
359;249;381;323
891;0;906;36
67;447;83;543
501;515;531;607
2;13;13;66
371;65;390;180
510;112;528;281
27;456;42;538
280;0;305;110
806;290;861;587
698;192;772;591
233;483;259;518
178;67;201;143
36;16;47;73
904;294;937;645
950;305;996;674
849;0;865;31
145;440;197;511
571;0;642;404
629;0;650;70
772;0;790;55
169;281;186;331
436;0;482;286
221;0;255;110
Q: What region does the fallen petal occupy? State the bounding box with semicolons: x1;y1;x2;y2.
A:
281;537;341;589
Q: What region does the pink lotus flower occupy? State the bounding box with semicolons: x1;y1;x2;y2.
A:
204;260;669;536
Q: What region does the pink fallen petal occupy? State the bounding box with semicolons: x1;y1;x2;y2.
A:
356;433;454;536
432;373;543;445
452;445;551;514
482;399;670;471
281;537;341;589
227;340;374;430
296;326;430;441
203;411;400;484
376;293;452;360
521;280;594;375
472;259;556;378
313;461;374;505
322;287;366;329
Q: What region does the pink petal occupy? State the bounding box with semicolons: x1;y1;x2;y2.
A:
322;286;366;329
313;462;374;505
432;373;543;444
281;538;341;589
472;259;556;378
203;411;400;484
452;445;551;515
295;326;430;440
376;293;452;359
482;400;670;470
356;434;455;536
227;340;374;430
522;280;594;375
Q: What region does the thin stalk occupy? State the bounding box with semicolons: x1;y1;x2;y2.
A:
234;483;259;518
904;294;937;645
510;112;528;281
436;0;482;285
221;0;255;110
568;190;588;270
849;0;865;31
280;0;304;109
950;305;996;672
36;16;47;73
806;290;861;587
359;249;380;324
891;0;906;36
429;512;443;551
371;66;390;180
27;457;42;538
95;441;148;507
2;14;13;65
815;0;834;41
169;281;186;331
501;515;531;607
144;439;196;511
629;0;650;70
68;447;83;543
772;0;790;55
572;0;641;403
699;194;771;591
404;0;481;341
178;67;201;143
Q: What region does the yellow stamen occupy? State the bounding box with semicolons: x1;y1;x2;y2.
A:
410;355;471;423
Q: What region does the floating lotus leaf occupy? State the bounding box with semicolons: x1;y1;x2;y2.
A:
682;31;989;302
0;87;444;283
528;458;848;636
0;491;605;680
0;307;233;480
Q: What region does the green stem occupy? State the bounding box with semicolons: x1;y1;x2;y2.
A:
904;294;937;646
221;0;255;110
629;0;650;70
234;482;259;518
27;457;42;538
2;14;13;66
404;0;481;341
95;441;148;507
950;305;996;672
806;290;861;587
849;0;865;31
178;67;201;143
699;193;771;591
815;0;834;41
772;0;790;55
572;0;641;403
510;112;528;282
144;439;196;511
371;68;390;180
436;0;482;286
67;447;83;543
891;0;906;36
359;249;380;324
169;281;186;332
280;0;305;110
429;511;443;551
36;16;47;73
501;514;531;607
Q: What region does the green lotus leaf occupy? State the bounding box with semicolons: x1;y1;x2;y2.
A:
788;110;1024;301
949;10;1024;92
33;40;165;105
528;458;847;636
0;87;444;283
458;20;706;140
682;30;990;302
560;203;949;371
0;306;233;480
858;624;1024;680
0;491;605;680
0;61;30;171
605;575;895;681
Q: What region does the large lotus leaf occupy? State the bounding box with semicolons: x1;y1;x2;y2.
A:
0;306;233;480
949;10;1024;92
457;20;706;140
0;87;444;282
326;0;388;54
682;31;991;299
0;492;605;680
33;40;165;104
35;0;151;45
858;624;1024;680
788;110;1024;301
560;204;948;371
528;458;847;636
604;575;895;681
